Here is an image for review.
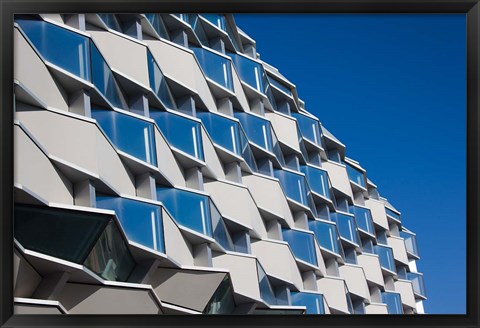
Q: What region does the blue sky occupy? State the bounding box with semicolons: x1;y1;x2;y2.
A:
234;14;466;314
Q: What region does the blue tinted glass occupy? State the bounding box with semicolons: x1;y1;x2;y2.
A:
145;14;169;39
269;76;292;96
90;43;126;109
330;212;359;245
407;272;426;297
147;51;176;109
16;18;90;81
385;208;401;221
191;47;233;91
271;131;286;166
200;14;226;30
400;231;419;257
282;229;317;266
96;196;165;253
156;187;212;236
225;20;240;51
300;165;331;199
273;170;308;206
98;14;122;32
374;245;396;273
345;163;366;188
290;292;325;314
91;109;157;166
376;230;388;245
256;262;277;305
381;292;403;314
350;206;375;235
173;14;189;23
150;111;204;161
292;113;322;146
196;112;241;155
234;112;273;152
189;15;210;46
264;76;278;111
308;220;342;255
210;202;234;251
230;53;265;93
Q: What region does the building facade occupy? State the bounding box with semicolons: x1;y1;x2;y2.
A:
13;13;426;315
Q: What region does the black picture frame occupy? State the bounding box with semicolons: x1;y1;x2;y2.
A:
1;1;478;327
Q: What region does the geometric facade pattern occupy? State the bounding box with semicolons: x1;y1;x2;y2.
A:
13;13;426;315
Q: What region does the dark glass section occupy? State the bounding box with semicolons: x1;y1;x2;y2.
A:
200;14;226;30
147;51;176;109
256;262;277;305
385;207;401;222
253;309;305;315
203;275;236;314
98;14;122;31
14;204;108;263
84;221;135;282
344;162;366;188
145;14;170;39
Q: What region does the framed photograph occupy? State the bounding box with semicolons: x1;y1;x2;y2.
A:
1;0;478;327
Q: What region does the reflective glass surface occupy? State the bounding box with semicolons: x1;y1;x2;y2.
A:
290;292;325;314
210;202;234;251
407;272;426;297
291;113;322;146
196;112;241;155
234;112;275;152
16;18;91;81
150;111;204;161
374;245;396;273
98;14;122;32
230;53;265;92
145;14;169;39
281;229;317;266
257;262;277;305
345;163;366;188
156;187;212;236
308;220;343;255
90;43;127;108
84;220;135;282
350;206;375;235
191;47;233;90
386;207;401;221
147;51;176;109
274;170;309;206
91;108;157;165
96;196;165;253
200;14;226;30
300;165;331;199
14;204;108;263
330;212;360;245
400;230;419;257
382;292;403;314
204;275;235;314
269;76;292;96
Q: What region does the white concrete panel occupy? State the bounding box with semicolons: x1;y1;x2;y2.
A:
265;112;300;152
201;129;225;180
204;180;268;238
58;283;161;314
242;174;295;228
316;276;349;313
387;236;409;266
14;28;68;111
162;209;194;266
89;30;149;87
39;14;65;24
364;198;389;230
250;239;303;289
14;125;74;205
154;129;186;186
13;250;42;298
212;253;261;301
230;64;250;112
365;303;388;314
356;254;384;288
338;264;370;302
394;280;416;309
150;268;225;312
321;161;354;200
314;242;327;277
145;39;218;112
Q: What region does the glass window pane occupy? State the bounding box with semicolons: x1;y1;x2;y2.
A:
16;18;90;81
269;76;292;96
345;162;366;188
386;207;401;221
91;108;157;165
281;229;317;266
308;220;342;256
200;14;226;30
290;292;325;314
330;212;360;245
234;112;274;152
192;47;233;91
382;292;404;314
407;272;426;297
196;112;241;155
274;169;309;206
98;14;122;32
84;220;135;282
374;245;396;273
210;202;234;251
230;53;265;93
203;276;236;314
150;111;204;161
400;230;419;257
147;51;176;109
156;187;212;237
292;113;322;146
14;204;108;263
256;262;277;305
300;165;331;199
96;196;165;253
350;206;375;235
145;14;169;39
90;42;127;109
